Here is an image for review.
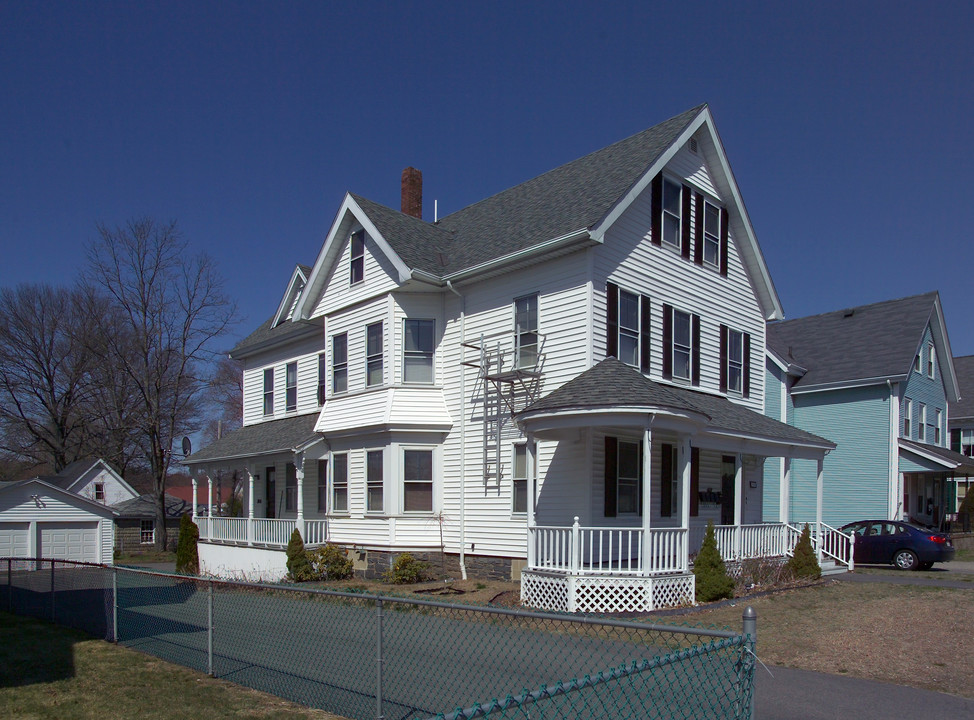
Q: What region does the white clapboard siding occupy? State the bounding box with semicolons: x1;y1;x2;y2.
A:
313;230;400;318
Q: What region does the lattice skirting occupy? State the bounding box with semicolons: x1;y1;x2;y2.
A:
521;571;695;614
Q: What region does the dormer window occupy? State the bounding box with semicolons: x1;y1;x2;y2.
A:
350;230;365;284
662;178;682;247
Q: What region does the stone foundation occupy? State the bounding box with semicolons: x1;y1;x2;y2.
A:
352;548;521;582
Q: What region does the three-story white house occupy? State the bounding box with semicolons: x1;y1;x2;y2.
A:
186;105;838;612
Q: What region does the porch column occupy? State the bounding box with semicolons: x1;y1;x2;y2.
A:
247;469;255;546
526;434;536;569
734;454;743;561
191;477;198;521
678;438;691;573
295;452;306;539
816;457;824;563
640;427;653;576
207;476;214;521
779;458;791;525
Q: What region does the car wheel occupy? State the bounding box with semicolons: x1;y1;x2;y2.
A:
918;561;933;570
893;550;918;571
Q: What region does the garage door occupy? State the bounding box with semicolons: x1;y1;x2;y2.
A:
39;522;99;563
0;523;29;558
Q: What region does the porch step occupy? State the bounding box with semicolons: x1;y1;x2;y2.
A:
819;560;847;576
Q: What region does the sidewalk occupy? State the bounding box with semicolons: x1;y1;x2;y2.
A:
757;666;974;719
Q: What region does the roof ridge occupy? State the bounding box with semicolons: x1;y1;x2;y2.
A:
773;291;939;326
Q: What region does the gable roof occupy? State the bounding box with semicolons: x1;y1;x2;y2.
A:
113;492;192;519
271;264;312;328
0;477;119;517
767;292;958;397
518;358;834;450
42;458;138;498
296;104;783;321
231;315;321;359
949;355;974;421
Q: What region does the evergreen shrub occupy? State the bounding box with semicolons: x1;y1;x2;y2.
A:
286;529;314;582
175;515;199;575
693;520;735;602
786;523;822;580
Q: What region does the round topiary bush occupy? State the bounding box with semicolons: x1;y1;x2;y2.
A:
286;529;314;582
693;520;735;602
786;523;821;580
175;514;199;575
308;543;354;580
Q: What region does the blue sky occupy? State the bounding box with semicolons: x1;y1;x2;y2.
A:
3;1;974;355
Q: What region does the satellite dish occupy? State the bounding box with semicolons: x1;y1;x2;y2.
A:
182;436;192;457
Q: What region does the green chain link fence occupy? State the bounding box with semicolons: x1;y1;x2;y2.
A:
3;558;755;719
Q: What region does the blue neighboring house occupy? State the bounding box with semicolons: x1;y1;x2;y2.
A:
762;292;974;531
947;354;974;519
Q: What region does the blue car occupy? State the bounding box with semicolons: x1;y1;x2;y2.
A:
839;520;955;571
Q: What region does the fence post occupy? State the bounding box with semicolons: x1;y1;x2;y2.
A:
7;558;11;613
207;579;214;676
742;606;757;720
112;566;118;643
376;597;384;720
50;560;56;624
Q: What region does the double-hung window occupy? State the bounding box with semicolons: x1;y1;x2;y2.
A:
317;459;328;512
927;343;936;378
617;441;640;515
514;295;539;369
703;200;721;267
263;368;274;415
350;230;365;284
366;450;384;513
720;325;750;396
512;444;528;514
662;177;682;247
140;520;155;544
332;333;347;394
404;319;435;383
618;290;640;368
94;483;105;501
672;310;692;381
285;362;297;412
366;322;383;386
332;453;348;513
317;353;327;405
904;398;912;437
919;403;927;441
962;429;974;456
403;449;433;512
935;409;942;444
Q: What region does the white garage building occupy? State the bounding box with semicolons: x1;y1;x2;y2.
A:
0;478;116;563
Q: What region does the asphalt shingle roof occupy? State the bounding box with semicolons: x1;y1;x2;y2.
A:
185;413;319;464
519;358;834;448
950;355;974;420
767;293;938;390
353;105;706;277
231;316;321;358
43;458;98;490
113;492;191;519
900;438;974;472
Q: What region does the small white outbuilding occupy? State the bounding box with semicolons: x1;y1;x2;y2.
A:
0;478;117;563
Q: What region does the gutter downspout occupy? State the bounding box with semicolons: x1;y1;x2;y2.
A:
447;280;468;580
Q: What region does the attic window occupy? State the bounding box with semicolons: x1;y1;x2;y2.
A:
94;483;105;501
688;137;698;154
350;230;365;284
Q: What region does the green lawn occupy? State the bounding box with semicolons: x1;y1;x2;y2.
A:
0;612;343;719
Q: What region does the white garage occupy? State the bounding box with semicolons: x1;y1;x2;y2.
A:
0;478;116;564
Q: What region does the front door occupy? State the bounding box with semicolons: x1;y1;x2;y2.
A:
265;466;276;519
721;456;736;525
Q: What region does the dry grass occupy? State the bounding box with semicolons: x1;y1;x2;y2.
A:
683;579;974;697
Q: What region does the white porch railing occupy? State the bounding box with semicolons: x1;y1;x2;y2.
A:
691;523;790;562
528;520;688;575
197;517;329;548
787;522;855;570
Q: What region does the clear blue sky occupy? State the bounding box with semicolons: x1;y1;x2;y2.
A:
3;2;973;355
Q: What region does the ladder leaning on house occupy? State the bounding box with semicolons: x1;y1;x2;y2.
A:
460;331;546;489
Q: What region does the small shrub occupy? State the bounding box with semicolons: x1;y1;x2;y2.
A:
308;543;354;580
786;524;821;580
693;521;735;602
175;515;199;575
385;553;430;584
286;529;314;582
735;556;789;594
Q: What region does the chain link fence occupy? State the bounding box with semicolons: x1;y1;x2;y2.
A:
2;558;755;719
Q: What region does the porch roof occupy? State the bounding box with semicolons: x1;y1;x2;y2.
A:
517;358;835;451
184;413;319;465
899;438;974;474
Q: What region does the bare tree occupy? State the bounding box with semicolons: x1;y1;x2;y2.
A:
0;284;98;472
86;218;236;550
201;355;245;516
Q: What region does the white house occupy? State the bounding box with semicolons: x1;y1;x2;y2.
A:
0;478;117;563
186;105;843;612
43;458;139;507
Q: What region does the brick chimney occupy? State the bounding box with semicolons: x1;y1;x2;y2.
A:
401;167;423;219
